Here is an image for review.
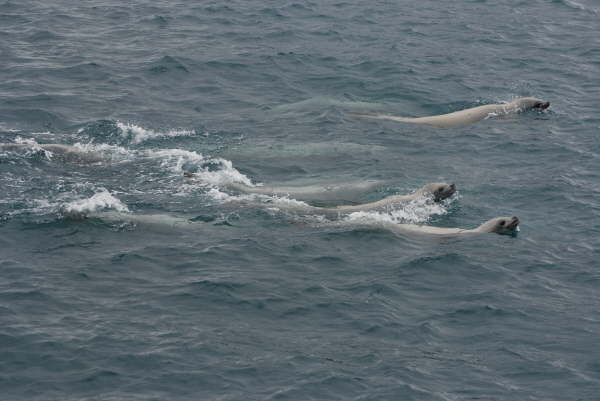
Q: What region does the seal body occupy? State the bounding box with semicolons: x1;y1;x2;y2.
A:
380;216;520;236
225;180;387;203
354;97;550;128
223;182;454;207
259;182;456;218
333;182;455;213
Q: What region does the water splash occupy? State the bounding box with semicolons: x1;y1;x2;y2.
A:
14;137;53;160
60;189;129;218
344;198;449;225
116;122;196;144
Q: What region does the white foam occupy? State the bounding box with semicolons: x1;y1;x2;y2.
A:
61;189;129;217
292;195;456;232
205;188;268;204
269;196;312;208
71;142;133;163
73;142;130;155
116;122;195;144
33;199;53;210
203;186;312;211
193;158;254;187
206;187;234;202
14;137;53;160
145;148;205;173
144;148;254;188
343;197;450;225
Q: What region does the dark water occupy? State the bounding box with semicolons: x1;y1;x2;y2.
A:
1;1;600;400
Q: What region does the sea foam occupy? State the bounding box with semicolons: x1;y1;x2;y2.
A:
61;189;129;218
116;122;196;144
13;137;53;160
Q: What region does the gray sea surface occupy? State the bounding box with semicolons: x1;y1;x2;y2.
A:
1;0;599;400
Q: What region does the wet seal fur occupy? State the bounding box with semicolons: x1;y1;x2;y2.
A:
260;182;456;218
224;180;388;203
184;172;389;203
379;216;520;236
184;173;455;215
332;182;455;213
353;97;550;128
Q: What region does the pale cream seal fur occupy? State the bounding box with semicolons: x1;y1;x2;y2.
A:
185;176;453;208
353;97;550;128
224;180;388;203
380;216;520;236
262;182;456;218
332;182;455;213
183;174;456;217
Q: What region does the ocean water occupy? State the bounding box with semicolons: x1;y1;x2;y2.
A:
1;0;599;400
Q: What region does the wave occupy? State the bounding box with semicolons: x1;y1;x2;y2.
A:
12;137;54;160
343;196;453;225
143;148;254;189
116;122;196;144
74;120;198;146
60;189;129;218
1;186;130;223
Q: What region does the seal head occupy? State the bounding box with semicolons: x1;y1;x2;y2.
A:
511;97;550;111
476;216;520;233
418;182;456;201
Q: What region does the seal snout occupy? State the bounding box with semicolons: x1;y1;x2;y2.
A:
535;101;550;110
433;183;456;201
508;216;519;229
445;183;456;196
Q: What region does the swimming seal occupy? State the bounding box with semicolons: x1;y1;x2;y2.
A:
0;143;103;163
392;216;520;235
332;182;455;213
183;171;389;203
353;97;550;128
224;180;388;203
379;216;520;236
184;173;454;207
260;182;456;218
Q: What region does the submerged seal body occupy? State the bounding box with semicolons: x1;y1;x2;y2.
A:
262;182;456;218
224;180;387;203
354;97;550;128
0;143;103;163
217;180;453;209
332;182;455;213
381;216;520;236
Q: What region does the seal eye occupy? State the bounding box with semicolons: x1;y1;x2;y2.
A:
499;220;505;226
